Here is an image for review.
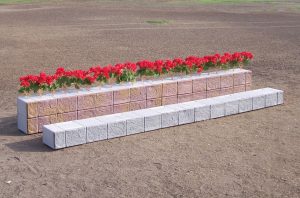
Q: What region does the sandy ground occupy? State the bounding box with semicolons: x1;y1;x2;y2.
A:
0;0;299;197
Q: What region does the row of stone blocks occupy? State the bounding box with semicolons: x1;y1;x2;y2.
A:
43;88;283;150
18;69;252;134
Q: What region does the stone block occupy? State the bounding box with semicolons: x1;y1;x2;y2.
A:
147;98;162;108
193;91;206;100
221;87;233;95
95;91;113;107
211;103;225;119
158;107;179;128
95;106;113;116
130;100;146;111
177;107;194;125
57;111;77;123
43;124;66;149
38;99;58;116
207;89;221;98
178;93;193;103
146;84;162;99
207;76;220;90
125;113;145;135
130;87;146;101
225;101;239;115
107;120;126;139
234;85;245;93
253;95;265;110
38;114;57;132
245;71;252;84
195;105;211;121
17;113;27;134
246;84;251;91
57;96;77;113
77;109;96;120
266;93;278;107
234;72;246;86
239;98;253;113
144;110;162;132
114;103;130;113
162;82;177;96
277;91;284;104
193;78;206;92
75;118;108;143
27;102;38;118
77;94;96;110
113;89;130;104
162;96;178;105
56;121;86;147
178;80;193;94
27;118;38;134
221;74;234;88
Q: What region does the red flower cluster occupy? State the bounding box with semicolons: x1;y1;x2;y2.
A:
18;51;253;94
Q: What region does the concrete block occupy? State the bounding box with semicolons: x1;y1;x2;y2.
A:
146;84;162;99
225;100;239;115
193;78;206;92
193;91;206;100
57;96;77;113
75;118;107;142
221;87;233;95
38;99;58;116
147;98;162;108
195;105;211;121
18;113;27;134
162;96;178;105
43;124;66;149
113;89;130;104
221;74;233;88
107;120;126;139
157;107;179;128
57;111;77;122
56;121;86;147
77;94;96;110
211;103;225;119
234;72;246;85
266;93;278;107
130;100;146;111
162;82;177;96
207;89;221;98
277;91;284;105
38;114;57;132
168;105;195;125
239;98;253;113
27;118;38;134
113;103;130;113
130;87;146;101
207;76;220;90
95;91;113;107
253;95;265;110
234;85;245;93
143;110;162;132
95;106;113;116
245;71;252;84
246;84;251;91
78;109;96;119
178;80;193;94
27;102;38;118
178;93;193;103
125;112;145;135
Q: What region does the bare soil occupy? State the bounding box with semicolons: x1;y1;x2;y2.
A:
0;1;299;197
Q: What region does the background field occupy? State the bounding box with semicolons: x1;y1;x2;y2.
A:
0;0;299;197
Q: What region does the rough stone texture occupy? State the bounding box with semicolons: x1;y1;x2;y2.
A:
207;89;221;98
245;71;252;84
266;93;278;107
221;87;233;95
144;111;161;132
162;82;178;96
113;89;130;104
246;84;252;91
207;76;221;90
211;103;225;118
162;96;178;105
27;118;38;134
95;106;113;116
43;124;66;149
234;72;246;86
126;113;145;135
38;114;57;132
18;113;27;134
108;121;126;139
113;103;130;113
278;91;284;104
225;101;239;115
178;93;193;103
193;78;206;92
195;106;211;121
234;85;245;93
178;108;194;125
193;91;206;100
58;122;87;147
130;87;146;101
95;91;113;107
77;94;95;110
57;96;77;113
221;74;234;88
75;118;108;143
253;95;266;110
130;100;146;111
146;84;162;99
77;109;96;120
57;111;77;123
147;98;162;108
161;110;179;128
27;102;38;118
239;98;253;113
38;99;58;116
178;80;193;94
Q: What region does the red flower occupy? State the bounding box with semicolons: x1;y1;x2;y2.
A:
20;80;30;87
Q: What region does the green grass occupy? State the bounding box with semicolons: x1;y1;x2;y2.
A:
145;19;169;25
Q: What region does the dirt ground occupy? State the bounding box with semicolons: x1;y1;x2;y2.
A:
0;0;299;197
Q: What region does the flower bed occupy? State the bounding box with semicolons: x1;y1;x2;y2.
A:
18;52;253;95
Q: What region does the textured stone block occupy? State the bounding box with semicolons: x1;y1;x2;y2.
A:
144;110;161;132
246;84;251;91
207;89;221;98
130;87;146;101
245;71;252;84
38;99;57;116
221;74;233;88
75;118;107;142
146;84;162;99
177;107;194;125
234;85;245;93
95;91;113;107
221;87;233;95
38;115;57;132
43;124;66;149
147;98;162;108
113;89;130;104
234;72;246;85
78;109;96;120
207;76;220;90
178;93;193;103
27;118;38;134
193;91;206;100
277;91;284;104
193;78;206;92
211;103;225;119
107;120;126;139
162;96;178;105
130;100;146;111
27;102;38;118
158;108;179;128
162;82;177;96
78;94;96;110
253;95;265;110
178;80;193;94
57;96;77;113
126;113;145;135
56;121;86;147
18;113;27;134
114;103;130;113
57;111;77;123
225;101;239;115
266;93;277;107
95;106;113;116
239;98;253;113
195;105;211;121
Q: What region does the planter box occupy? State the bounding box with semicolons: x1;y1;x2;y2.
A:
18;69;252;134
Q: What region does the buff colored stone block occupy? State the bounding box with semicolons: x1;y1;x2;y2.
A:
77;94;96;110
78;109;96;120
57;96;77;113
234;72;246;86
38;99;58;116
193;78;206;93
193;91;206;100
147;98;162;108
146;84;162;99
113;89;130;104
178;93;193;103
207;76;220;90
130;100;146;111
43;124;66;149
178;80;193;94
95;91;113;107
27;102;38;118
56;121;86;147
162;82;177;96
27;118;38;134
162;96;178;105
38;114;57;132
246;84;251;91
114;103;130;113
234;85;245;93
221;87;233;95
95;106;113;116
207;89;221;98
245;71;252;84
221;74;234;88
57;111;77;123
130;87;146;101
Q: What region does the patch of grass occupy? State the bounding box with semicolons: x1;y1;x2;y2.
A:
145;19;169;25
195;0;274;4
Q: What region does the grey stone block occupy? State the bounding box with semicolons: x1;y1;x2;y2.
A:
143;109;162;132
126;112;145;135
56;121;86;147
108;120;126;139
75;118;107;143
225;100;239;115
43;124;66;149
178;108;195;124
266;93;278;107
239;98;253;113
195;105;211;121
253;95;265;110
277;91;284;105
211;103;225;118
17;113;27;134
